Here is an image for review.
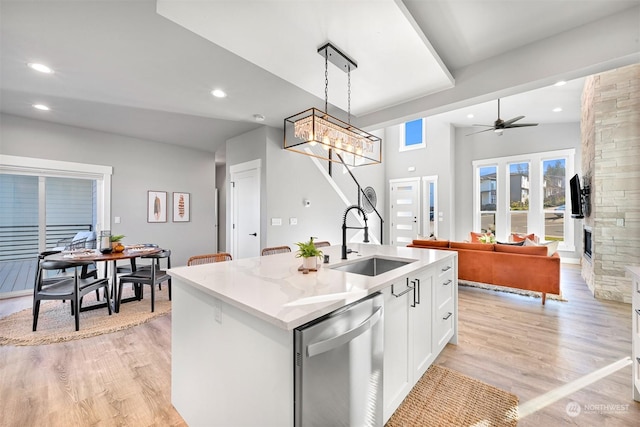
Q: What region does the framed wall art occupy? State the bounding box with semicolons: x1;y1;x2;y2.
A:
147;191;167;223
173;192;190;222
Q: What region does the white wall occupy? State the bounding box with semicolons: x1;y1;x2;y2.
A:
383;118;455;241
1;113;218;266
224;125;387;254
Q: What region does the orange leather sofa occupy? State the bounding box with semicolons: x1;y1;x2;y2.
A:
407;240;560;304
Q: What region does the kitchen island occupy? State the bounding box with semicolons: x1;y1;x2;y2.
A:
168;244;458;426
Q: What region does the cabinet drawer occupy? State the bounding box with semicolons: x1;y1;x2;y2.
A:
435;275;454;308
437;261;454;280
434;299;454;350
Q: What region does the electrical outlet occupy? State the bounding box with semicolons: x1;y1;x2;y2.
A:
271;218;282;226
290;217;298;225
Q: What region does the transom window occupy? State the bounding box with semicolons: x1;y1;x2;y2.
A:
399;118;425;151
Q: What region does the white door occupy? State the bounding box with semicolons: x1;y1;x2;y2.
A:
230;160;261;259
389;178;420;246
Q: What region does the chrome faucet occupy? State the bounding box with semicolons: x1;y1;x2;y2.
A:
342;205;369;260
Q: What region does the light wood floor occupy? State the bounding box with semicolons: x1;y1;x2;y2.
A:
0;265;638;426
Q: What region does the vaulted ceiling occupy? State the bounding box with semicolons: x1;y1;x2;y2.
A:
1;0;639;155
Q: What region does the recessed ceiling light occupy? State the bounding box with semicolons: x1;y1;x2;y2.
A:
27;63;54;74
554;81;567;87
467;114;474;119
33;104;50;111
253;114;265;122
553;107;563;112
211;89;227;98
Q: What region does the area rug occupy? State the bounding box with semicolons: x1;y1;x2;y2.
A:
458;280;567;302
0;285;171;346
386;364;519;427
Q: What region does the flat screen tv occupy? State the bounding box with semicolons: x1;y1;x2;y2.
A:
569;174;584;218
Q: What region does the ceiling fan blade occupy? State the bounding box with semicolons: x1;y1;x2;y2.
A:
502;115;524;126
466;127;496;136
471;124;494;127
504;123;538;128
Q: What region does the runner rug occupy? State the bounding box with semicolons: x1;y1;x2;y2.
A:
386;364;519;427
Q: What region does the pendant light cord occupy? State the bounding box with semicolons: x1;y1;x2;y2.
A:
324;50;329;114
347;66;351;125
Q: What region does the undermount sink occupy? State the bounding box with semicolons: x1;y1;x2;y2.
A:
330;256;415;277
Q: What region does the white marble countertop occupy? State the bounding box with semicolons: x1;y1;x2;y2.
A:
168;244;455;330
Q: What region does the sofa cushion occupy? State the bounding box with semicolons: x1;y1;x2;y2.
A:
451;241;495;251
494;243;548;256
411;239;450;248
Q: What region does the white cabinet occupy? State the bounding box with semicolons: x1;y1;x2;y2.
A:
382;255;458;422
382;277;412;419
628;266;640;402
433;258;456;353
411;269;435;378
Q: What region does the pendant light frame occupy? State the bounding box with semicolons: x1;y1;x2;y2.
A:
283;42;382;167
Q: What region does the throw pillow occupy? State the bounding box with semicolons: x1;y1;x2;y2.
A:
497;240;525;246
510;233;537;243
523;238;559;256
469;231;484;243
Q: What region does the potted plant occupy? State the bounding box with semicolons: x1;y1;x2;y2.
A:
478;232;496;244
295;237;323;270
111;234;126;253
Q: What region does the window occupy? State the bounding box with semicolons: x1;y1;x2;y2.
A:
473;149;575;251
543;158;566;242
508;162;529;235
399;118;425;151
479;166;497;233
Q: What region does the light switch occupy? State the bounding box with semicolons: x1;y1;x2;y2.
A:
114;216;121;224
271;218;282;226
290;217;298;225
617;218;625;227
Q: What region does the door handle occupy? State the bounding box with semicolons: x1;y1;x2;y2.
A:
249;233;257;236
306;306;383;358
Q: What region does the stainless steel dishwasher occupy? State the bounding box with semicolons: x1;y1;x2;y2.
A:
294;292;384;427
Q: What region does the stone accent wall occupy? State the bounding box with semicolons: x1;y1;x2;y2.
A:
581;63;640;303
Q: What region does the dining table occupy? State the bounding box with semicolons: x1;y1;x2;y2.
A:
45;246;162;312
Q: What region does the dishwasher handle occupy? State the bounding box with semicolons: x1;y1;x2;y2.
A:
307;306;383;358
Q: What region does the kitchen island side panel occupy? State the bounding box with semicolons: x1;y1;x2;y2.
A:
171;279;294;427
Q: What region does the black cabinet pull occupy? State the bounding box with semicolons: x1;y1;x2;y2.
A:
391;282;414;298
443;279;452;286
441;265;451;272
412;278;421;305
443;312;452;320
249;233;257;236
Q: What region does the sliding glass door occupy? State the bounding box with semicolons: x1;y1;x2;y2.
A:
0;174;97;296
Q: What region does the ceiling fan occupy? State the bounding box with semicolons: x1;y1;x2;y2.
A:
467;99;538;136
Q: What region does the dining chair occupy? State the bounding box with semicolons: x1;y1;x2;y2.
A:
33;259;112;331
314;241;331;248
187;253;232;266
116;243;159;274
117;249;171;313
261;246;291;256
